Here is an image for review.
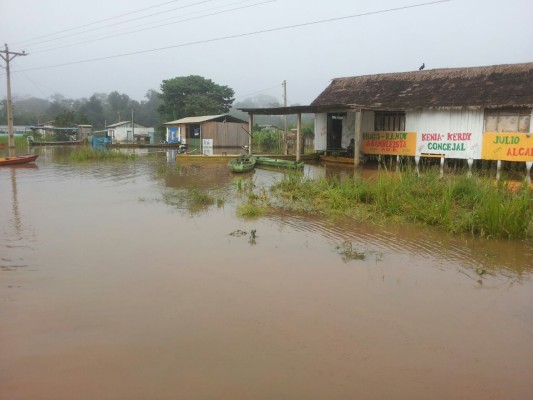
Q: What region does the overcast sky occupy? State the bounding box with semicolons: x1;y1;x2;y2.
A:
1;0;532;105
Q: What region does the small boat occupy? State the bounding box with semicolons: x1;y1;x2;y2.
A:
0;154;39;166
319;154;356;164
255;156;304;169
28;136;84;146
228;155;256;173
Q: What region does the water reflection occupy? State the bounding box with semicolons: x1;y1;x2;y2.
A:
267;211;532;279
1;165;37;271
1;150;532;400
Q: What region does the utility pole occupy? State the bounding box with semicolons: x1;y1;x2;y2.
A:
282;80;288;155
0;44;28;153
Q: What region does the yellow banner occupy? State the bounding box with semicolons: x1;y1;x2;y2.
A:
481;132;533;161
362;131;417;156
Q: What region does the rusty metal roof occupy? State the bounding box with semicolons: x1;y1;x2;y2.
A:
164;114;246;124
311;62;533;110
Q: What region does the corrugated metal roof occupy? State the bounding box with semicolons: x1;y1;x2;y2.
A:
164;115;246;124
107;121;149;128
311;62;533;110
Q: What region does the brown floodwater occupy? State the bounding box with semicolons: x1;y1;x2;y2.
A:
1;147;532;400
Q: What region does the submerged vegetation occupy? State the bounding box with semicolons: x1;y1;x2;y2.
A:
233;176;269;218
270;170;533;240
58;146;137;162
0;135;31;151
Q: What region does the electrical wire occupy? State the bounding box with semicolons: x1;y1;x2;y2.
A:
234;84;283;100
30;0;273;54
25;0;215;49
13;0;194;46
18;1;452;73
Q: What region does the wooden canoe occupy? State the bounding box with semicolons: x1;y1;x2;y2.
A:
255;156;304;169
28;138;84;146
0;154;39;166
228;156;256;173
319;154;356;164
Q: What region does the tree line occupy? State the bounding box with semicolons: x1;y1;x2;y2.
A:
1;75;313;140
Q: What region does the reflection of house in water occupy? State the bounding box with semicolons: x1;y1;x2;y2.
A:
163;163;235;190
164;115;248;154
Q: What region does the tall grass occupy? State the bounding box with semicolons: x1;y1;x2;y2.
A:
60;147;136;162
271;170;533;239
0;135;31;151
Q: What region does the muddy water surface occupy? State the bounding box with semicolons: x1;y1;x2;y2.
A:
1;148;532;400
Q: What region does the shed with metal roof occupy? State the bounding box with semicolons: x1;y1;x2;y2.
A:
163;114;248;154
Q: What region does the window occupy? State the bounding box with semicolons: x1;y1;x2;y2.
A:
374;112;406;131
484;109;531;133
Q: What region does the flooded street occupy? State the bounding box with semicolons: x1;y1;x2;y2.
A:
1;149;532;400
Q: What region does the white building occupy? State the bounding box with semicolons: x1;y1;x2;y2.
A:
310;62;533;163
106;121;154;143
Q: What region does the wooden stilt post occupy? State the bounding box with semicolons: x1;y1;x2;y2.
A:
248;113;253;155
354;109;362;168
526;161;532;183
296;113;302;162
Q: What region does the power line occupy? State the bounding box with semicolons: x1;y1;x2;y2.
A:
25;0;215;50
12;60;55;98
17;1;452;73
30;0;273;55
235;84;283;100
13;0;193;46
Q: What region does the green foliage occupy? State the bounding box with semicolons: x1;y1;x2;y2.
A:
0;134;30;150
5;91;164;132
271;170;533;239
252;130;280;151
158;75;235;121
188;188;215;207
58;147;137;162
236;202;266;218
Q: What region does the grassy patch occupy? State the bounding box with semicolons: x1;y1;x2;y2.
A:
59;147;136;162
0;135;32;151
188;188;215;207
236;202;266;218
270;170;533;240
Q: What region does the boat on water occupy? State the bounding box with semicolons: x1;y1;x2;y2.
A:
0;154;39;166
228;155;256;173
255;156;304;169
28;136;84;146
319;154;355;164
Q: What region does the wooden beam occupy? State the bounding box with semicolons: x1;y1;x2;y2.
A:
248;113;253;155
296;113;302;162
354;109;362;167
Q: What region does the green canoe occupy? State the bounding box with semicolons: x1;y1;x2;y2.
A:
255;156;304;169
228;156;256;173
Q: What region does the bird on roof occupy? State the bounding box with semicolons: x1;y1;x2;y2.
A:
419;63;425;71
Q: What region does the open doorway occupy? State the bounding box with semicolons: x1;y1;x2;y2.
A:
186;124;201;151
327;113;344;149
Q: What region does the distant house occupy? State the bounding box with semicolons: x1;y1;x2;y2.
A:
27;124;92;140
77;125;93;140
106;121;154;143
163;114;248;154
310;62;533;162
259;124;282;132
